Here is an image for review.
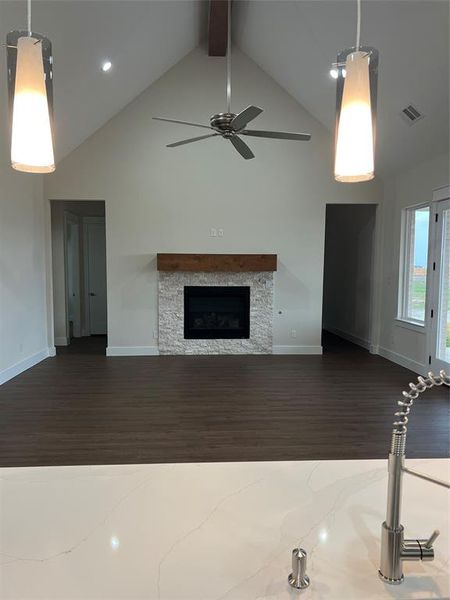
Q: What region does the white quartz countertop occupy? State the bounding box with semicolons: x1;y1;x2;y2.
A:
0;459;449;599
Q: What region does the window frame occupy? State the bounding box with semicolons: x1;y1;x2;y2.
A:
397;202;431;327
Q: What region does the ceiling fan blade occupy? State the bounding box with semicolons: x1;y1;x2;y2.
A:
229;135;255;160
241;130;311;141
231;106;263;131
167;133;219;148
153;117;212;130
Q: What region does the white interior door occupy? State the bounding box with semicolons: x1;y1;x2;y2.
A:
65;212;81;338
428;197;450;372
86;219;107;335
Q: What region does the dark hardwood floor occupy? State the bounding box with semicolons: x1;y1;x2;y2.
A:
56;335;107;356
0;334;448;467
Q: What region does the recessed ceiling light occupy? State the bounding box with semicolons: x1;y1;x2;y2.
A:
101;60;112;73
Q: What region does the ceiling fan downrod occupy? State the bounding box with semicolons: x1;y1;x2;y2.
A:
152;0;312;160
226;0;232;114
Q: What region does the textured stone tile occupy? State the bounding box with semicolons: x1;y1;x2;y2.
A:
158;272;273;354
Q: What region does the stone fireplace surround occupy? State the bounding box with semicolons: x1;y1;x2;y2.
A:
157;254;276;355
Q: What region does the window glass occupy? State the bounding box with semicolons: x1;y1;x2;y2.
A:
400;206;430;323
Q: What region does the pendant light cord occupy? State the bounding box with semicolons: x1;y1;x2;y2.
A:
226;0;231;113
356;0;361;50
27;0;32;35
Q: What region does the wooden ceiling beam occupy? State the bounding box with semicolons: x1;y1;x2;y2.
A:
208;0;229;57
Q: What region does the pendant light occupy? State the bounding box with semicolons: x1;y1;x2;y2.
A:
7;0;55;173
334;0;378;183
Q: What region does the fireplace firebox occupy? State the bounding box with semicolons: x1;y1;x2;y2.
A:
184;286;250;339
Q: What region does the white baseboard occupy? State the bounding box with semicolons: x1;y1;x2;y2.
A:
273;345;323;355
324;327;371;351
54;336;69;346
0;347;55;385
106;346;160;357
377;345;426;375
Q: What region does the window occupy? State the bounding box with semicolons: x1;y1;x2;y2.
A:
436;205;450;362
399;205;430;324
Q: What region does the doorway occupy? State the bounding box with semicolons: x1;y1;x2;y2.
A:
322;204;377;352
50;201;107;354
427;193;450;372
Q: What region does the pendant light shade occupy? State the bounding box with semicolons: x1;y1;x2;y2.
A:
334;50;373;182
10;35;55;173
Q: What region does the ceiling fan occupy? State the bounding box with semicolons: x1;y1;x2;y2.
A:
153;2;311;160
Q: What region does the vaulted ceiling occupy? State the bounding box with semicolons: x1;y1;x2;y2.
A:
0;0;447;178
233;0;449;177
0;0;205;159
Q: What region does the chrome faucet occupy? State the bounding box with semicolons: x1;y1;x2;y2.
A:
379;370;450;584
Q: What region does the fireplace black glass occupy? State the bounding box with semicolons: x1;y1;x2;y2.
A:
184;286;250;339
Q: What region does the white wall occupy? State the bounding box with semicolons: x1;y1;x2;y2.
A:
0;7;55;384
0;154;53;384
323;204;377;349
377;152;449;373
51;202;67;345
44;47;382;355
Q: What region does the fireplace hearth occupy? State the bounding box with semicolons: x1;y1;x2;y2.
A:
184;286;250;339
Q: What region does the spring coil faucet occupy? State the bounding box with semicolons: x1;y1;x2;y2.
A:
379;370;450;584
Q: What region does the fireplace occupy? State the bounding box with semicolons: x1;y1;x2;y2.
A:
184;286;250;339
158;255;276;354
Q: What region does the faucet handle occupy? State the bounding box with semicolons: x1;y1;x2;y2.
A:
424;529;440;549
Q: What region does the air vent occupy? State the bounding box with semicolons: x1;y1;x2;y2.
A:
400;104;424;125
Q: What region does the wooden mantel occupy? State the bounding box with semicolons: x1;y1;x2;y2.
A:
157;253;277;272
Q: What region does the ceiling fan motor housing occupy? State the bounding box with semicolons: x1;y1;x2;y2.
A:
210;112;238;135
